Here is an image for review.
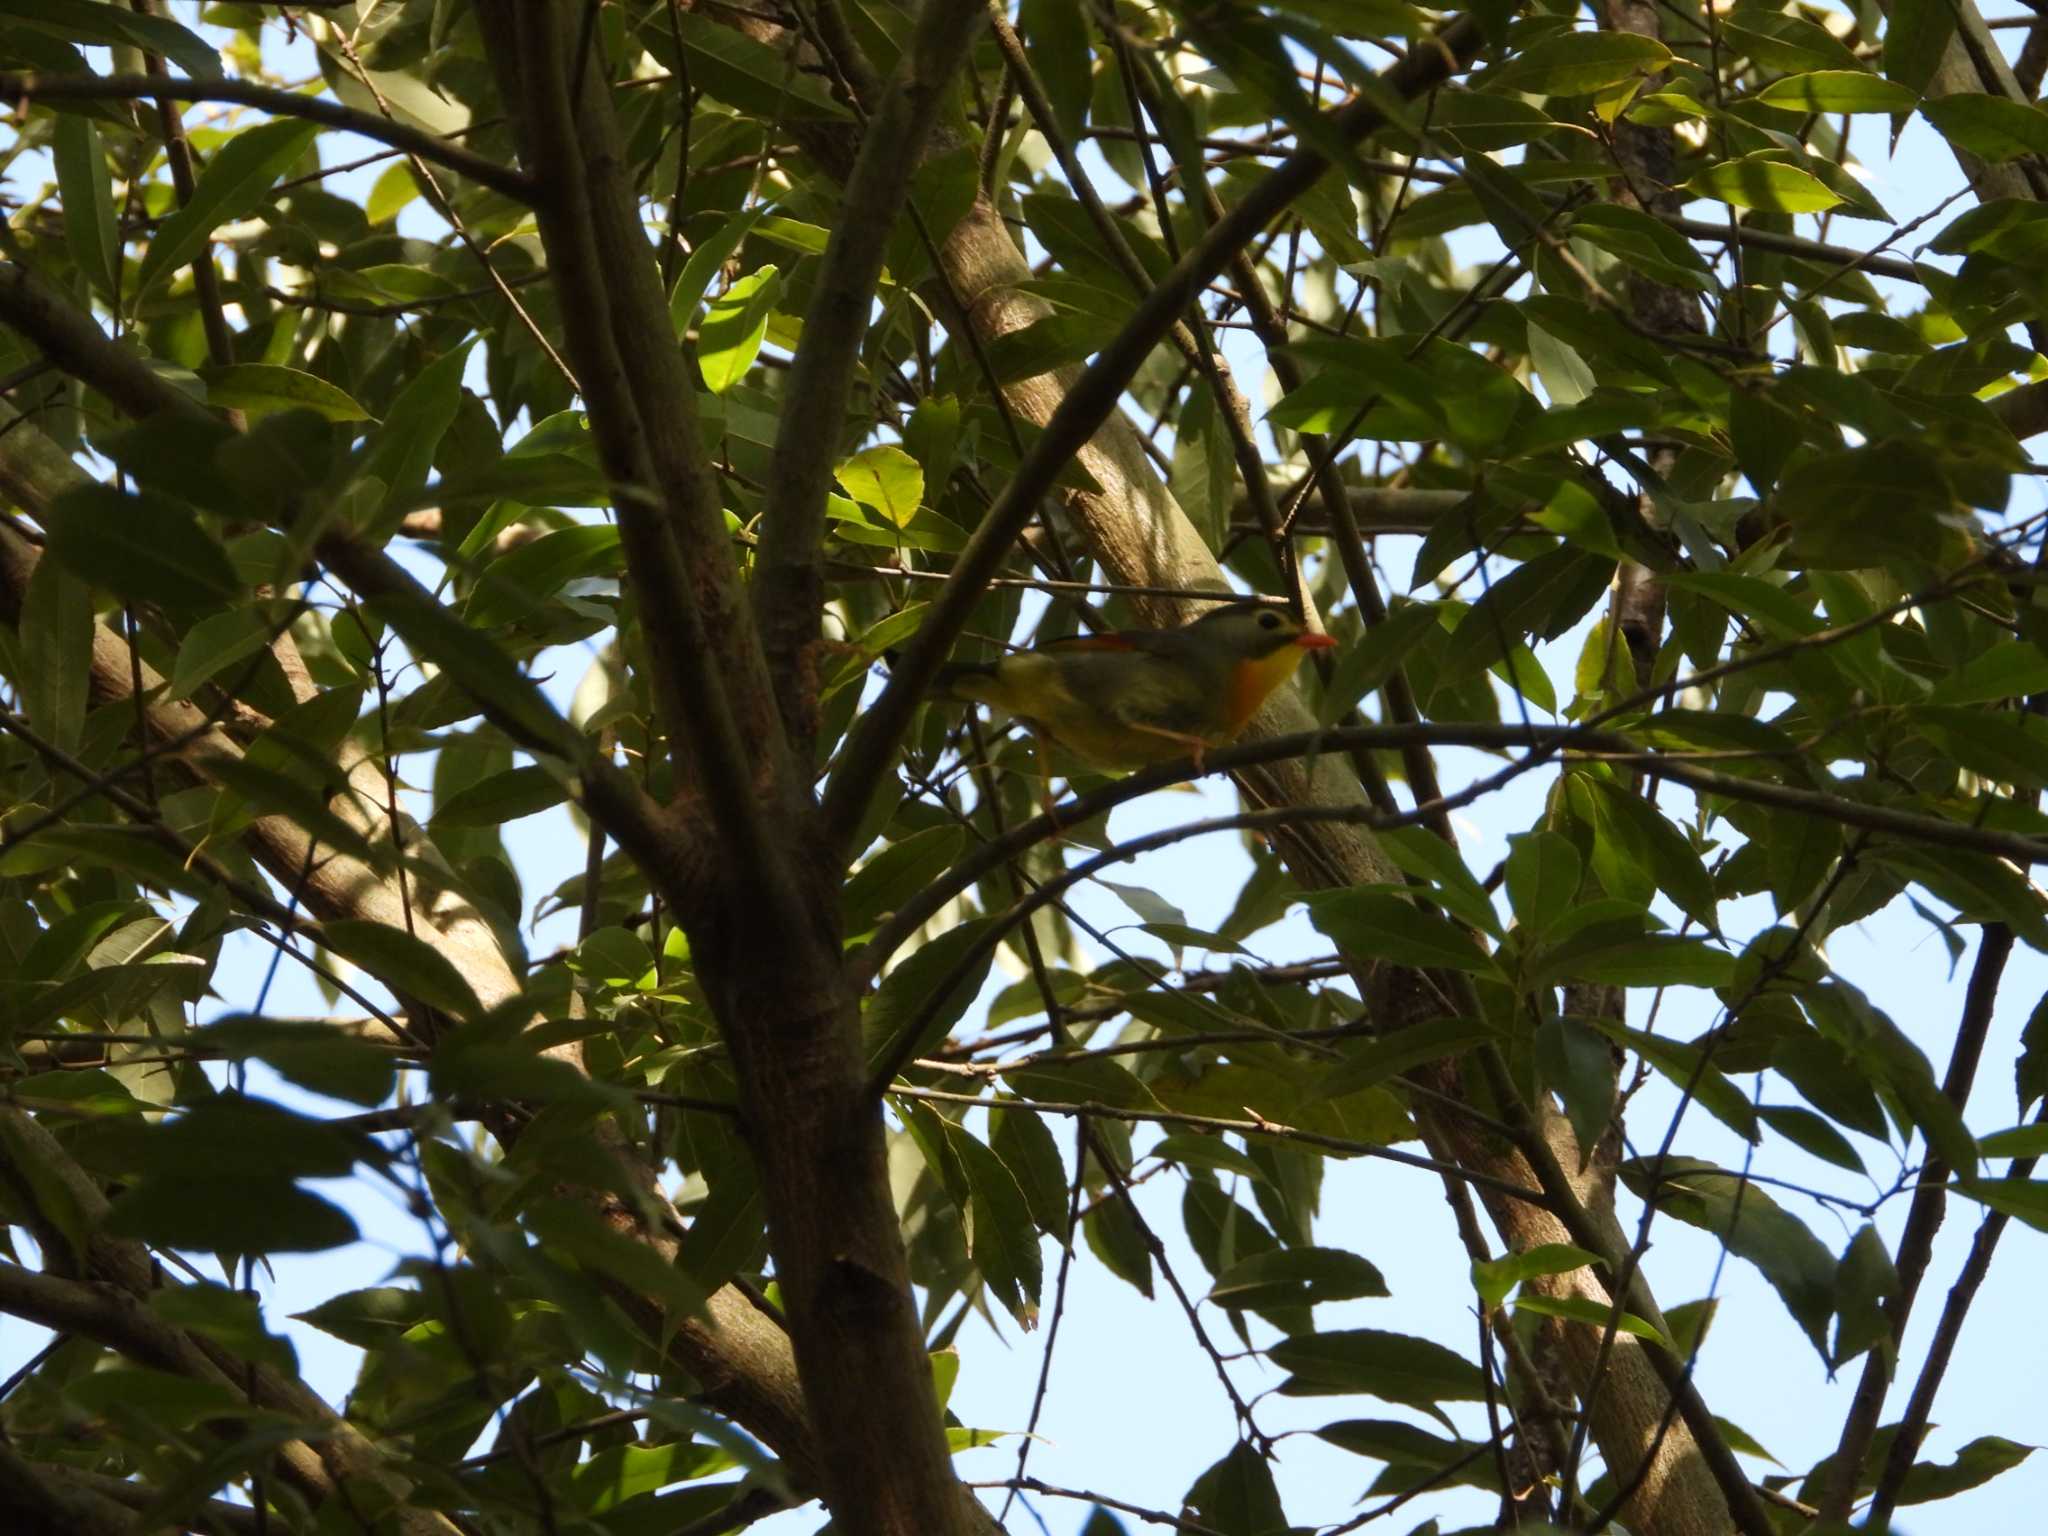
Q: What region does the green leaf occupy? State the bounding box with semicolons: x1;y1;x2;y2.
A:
1942;641;2048;707
669;210;763;330
433;765;568;828
526;1196;708;1321
1505;831;1582;941
1897;1436;2035;1505
1921;95;2048;164
1471;1243;1603;1308
195;1014;398;1108
1585;778;1718;931
169;605;278;700
366;578;572;750
19;555;94;755
1910;707;2048;790
697;265;781;394
1018;0;1091;144
1591;1020;1759;1143
1490;31;1671;97
10;0;222;77
321;919;485;1021
202;364;370;423
1316;1417;1475;1469
1538;1016;1618;1153
1185;1442;1289;1536
465;525;624;629
1268;1327;1486;1410
1755;71;1918;115
1085;1188;1154;1297
54;113;119;300
1831;1224;1898;1366
1005;1052;1159;1113
1884;0;1957;99
1315;1017;1501;1101
866;919;999;1075
1208;1246;1389;1310
1442;547;1613;682
1304;889;1500;975
42;483;240;611
62;1367;250;1428
1686;156;1841;214
138;118;321;295
78;1092;364;1182
1727;15;1861;74
991;1100;1071;1235
1371;826;1502;939
666;11;851;119
106;1176;358;1253
1619;1157;1835;1356
365;160;418;224
983;312;1102;384
356;340;475;527
671;1148;764;1295
1513;1293;1669;1346
1530;932;1735;990
834;444;924;528
1978;1122;2048;1159
151;1283;297;1373
292;1285;424;1347
950;1125;1044;1324
1759;1104;1865;1174
1957;1177;2048;1230
1315;603;1444;725
845;826;968;934
1876;845;2048;950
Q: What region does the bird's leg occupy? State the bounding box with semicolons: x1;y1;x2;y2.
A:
1125;722;1215;775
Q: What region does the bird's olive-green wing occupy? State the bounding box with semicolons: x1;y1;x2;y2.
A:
1055;643;1215;736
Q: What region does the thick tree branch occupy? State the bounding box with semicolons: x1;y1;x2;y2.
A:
757;1;987;752
0;71;534;201
476;3;801;921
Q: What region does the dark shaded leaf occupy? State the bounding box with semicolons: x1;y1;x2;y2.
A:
1209;1246;1388;1310
43;483;239;611
1619;1157;1835;1356
1304;889;1500;975
321;919;485;1021
106;1176;358;1253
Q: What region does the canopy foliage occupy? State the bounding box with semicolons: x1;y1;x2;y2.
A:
1;2;2046;1535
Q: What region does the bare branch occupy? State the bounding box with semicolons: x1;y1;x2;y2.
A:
0;71;535;202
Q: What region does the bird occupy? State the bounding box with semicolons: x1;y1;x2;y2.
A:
934;601;1336;797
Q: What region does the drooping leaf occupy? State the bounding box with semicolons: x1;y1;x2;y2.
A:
1618;1157;1836;1357
1208;1246;1389;1311
320;919;485;1022
137;118;322;295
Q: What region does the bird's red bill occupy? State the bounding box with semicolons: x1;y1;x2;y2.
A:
1296;632;1337;650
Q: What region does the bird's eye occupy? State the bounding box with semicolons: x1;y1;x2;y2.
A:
1258;611;1281;629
